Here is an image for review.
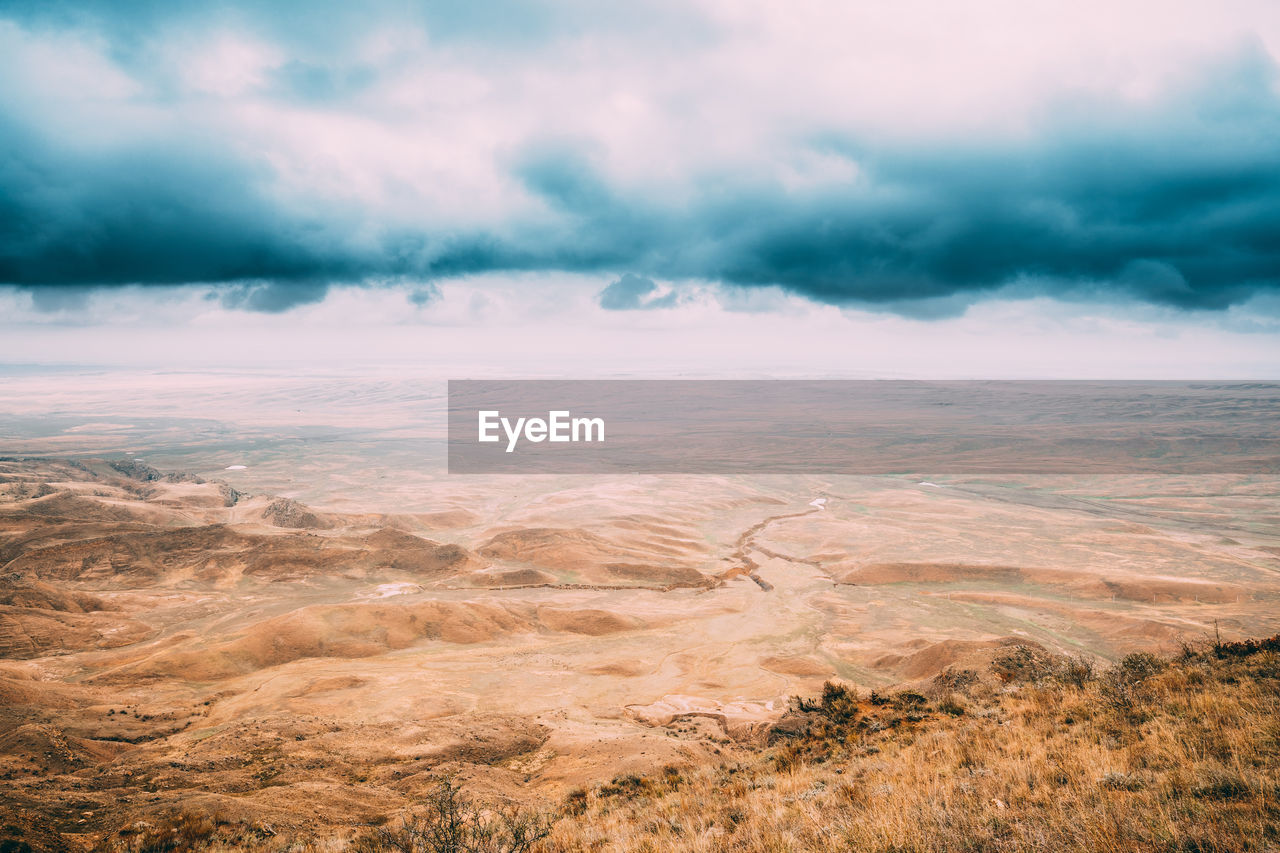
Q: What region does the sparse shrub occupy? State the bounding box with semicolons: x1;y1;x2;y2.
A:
1115;651;1167;684
659;764;684;790
818;681;858;724
1213;633;1280;659
772;741;807;773
98;813;278;853
112;815;215;852
563;788;589;817
352;779;551;853
792;681;858;720
1101;678;1140;717
1178;637;1209;661
991;645;1056;684
932;667;980;694
1100;651;1169;717
1056;655;1095;688
891;691;927;710
597;774;657;800
791;695;819;713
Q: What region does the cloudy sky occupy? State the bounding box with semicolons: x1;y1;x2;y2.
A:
1;0;1278;375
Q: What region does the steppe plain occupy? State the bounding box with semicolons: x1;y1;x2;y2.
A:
0;371;1277;847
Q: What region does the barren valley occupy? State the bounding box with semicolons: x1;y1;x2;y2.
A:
0;373;1278;849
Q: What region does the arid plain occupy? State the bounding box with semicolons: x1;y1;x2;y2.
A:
1;371;1278;847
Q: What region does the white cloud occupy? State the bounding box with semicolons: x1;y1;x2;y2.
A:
6;1;1278;218
1;279;1276;378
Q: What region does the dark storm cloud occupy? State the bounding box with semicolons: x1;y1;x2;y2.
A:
1;1;1278;315
525;56;1280;312
408;283;441;306
0;111;369;311
0;110;431;311
217;280;333;313
599;274;678;310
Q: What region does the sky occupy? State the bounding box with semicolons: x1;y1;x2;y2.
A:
1;0;1278;375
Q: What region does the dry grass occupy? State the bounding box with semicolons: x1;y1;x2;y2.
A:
96;813;289;853
541;640;1280;853
95;639;1280;852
